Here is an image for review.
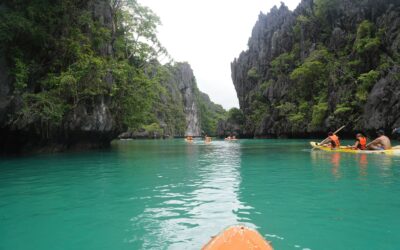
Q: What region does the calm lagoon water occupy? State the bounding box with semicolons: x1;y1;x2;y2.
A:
0;139;399;250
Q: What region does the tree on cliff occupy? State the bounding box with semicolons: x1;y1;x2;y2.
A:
231;0;400;138
0;0;167;146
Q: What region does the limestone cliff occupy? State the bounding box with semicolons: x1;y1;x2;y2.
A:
175;63;202;136
121;62;226;139
232;0;400;138
0;0;117;153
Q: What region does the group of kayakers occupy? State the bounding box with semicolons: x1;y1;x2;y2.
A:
185;132;241;143
224;135;237;140
185;128;398;150
185;135;212;143
322;129;392;150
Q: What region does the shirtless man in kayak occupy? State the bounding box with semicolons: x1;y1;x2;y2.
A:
367;130;391;150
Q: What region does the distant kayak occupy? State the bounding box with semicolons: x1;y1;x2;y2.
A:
202;225;273;250
310;142;400;155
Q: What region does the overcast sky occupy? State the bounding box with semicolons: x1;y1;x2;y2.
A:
138;0;302;109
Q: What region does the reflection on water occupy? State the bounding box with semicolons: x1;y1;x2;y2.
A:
358;154;368;177
310;150;395;180
129;141;248;249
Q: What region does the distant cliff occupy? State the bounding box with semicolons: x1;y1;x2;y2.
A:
120;62;226;139
231;0;400;138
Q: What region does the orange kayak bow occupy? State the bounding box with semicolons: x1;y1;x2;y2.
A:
202;225;273;250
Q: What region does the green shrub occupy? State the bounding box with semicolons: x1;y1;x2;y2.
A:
356;70;379;101
354;20;381;54
260;80;273;92
290;48;332;99
334;104;352;115
247;67;260;79
143;123;163;135
288;113;305;123
227;108;244;124
13;58;29;93
298;101;310;114
311;102;328;127
271;52;295;75
277;102;297;116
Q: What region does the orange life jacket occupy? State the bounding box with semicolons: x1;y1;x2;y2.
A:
329;135;340;148
358;136;367;150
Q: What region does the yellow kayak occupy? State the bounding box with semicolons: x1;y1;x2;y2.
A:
202;225;273;250
310;142;400;155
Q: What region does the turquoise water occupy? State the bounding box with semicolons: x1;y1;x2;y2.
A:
0;139;399;250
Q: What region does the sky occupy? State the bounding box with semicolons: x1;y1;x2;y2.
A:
137;0;302;109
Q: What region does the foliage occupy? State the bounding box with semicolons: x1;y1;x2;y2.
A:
197;91;227;136
334;104;353;115
271;53;295;76
311;102;328;127
143;123;163;136
12;57;29;93
227;108;244;124
288;113;305;124
247;67;260;80
21;92;66;125
259;80;273;93
314;0;340;27
239;1;396;136
277;102;297;116
290;48;332;99
356;70;379;101
117;1;168;65
354;20;381;55
0;0;170;136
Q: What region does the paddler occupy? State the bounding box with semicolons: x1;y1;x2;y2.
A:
225;135;232;140
322;131;340;149
367;129;391;150
350;133;367;150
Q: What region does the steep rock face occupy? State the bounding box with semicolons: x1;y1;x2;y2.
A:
122;62;224;139
62;0;117;145
152;62;225;137
364;66;400;130
232;5;295;108
0;55;11;125
216;120;242;138
216;108;245;138
175;63;201;136
0;0;117;153
231;0;400;138
197;92;226;136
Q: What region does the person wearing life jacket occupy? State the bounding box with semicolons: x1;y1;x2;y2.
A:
351;133;367;150
327;131;340;149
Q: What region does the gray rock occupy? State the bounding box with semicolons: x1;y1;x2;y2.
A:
231;0;400;138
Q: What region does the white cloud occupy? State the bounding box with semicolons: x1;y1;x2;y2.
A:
138;0;302;109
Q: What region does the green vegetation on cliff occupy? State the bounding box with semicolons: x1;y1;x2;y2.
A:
0;0;224;147
232;0;400;137
1;0;164;133
198;92;226;136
